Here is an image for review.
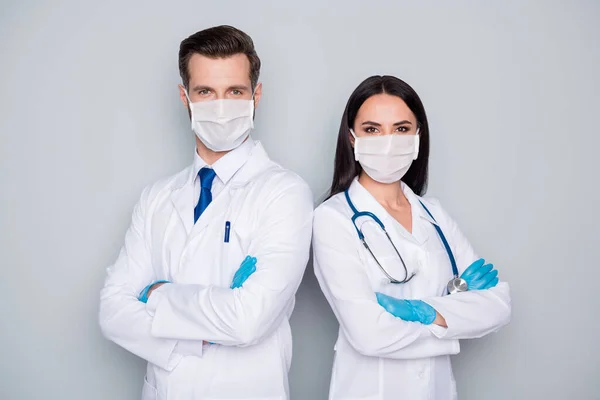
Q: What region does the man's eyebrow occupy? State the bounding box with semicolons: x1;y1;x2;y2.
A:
191;85;215;92
227;85;251;91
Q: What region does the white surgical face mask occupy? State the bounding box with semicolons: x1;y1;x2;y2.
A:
350;129;420;184
184;89;255;152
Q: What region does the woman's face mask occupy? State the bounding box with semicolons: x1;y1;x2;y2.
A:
350;128;420;184
350;94;421;183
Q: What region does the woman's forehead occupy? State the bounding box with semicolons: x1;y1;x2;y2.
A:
356;94;415;123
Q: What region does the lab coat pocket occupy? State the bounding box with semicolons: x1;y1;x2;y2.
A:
359;227;417;294
364;254;412;298
141;375;158;400
223;221;251;283
425;248;455;297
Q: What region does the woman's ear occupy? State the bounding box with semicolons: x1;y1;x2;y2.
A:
348;129;356;147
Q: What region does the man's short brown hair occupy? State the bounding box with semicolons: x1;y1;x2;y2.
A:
178;25;261;90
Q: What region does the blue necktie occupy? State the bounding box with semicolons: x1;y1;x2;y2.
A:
194;167;216;223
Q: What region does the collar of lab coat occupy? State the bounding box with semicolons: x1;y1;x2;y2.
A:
170;140;272;234
173;139;270;190
346;177;438;244
191;136;254;188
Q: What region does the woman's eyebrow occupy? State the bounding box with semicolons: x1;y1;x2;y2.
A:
361;121;381;126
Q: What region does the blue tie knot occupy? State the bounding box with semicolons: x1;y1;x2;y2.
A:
199;167;216;190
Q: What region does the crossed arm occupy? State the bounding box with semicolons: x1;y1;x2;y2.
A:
312;204;511;360
99;182;314;370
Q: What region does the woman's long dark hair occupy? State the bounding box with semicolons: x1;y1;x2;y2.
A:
328;75;430;199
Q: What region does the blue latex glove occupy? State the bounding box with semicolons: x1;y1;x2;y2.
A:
375;292;437;325
138;280;170;303
461;258;499;290
207;256;257;345
230;256;257;289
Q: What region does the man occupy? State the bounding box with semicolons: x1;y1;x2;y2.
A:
99;25;313;400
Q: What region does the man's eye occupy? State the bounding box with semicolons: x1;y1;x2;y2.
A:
232;90;242;95
199;89;210;95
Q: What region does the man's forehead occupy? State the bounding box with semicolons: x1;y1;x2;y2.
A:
188;53;251;85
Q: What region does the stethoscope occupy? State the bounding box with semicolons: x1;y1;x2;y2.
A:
344;189;468;294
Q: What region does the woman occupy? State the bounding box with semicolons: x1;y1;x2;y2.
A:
313;75;511;400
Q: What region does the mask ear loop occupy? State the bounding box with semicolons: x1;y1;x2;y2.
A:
183;87;195;129
183;86;193;104
349;129;359;161
183;87;195;112
248;84;259;127
413;126;421;160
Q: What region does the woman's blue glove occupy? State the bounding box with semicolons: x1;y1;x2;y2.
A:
375;292;437;325
461;258;499;290
230;256;257;289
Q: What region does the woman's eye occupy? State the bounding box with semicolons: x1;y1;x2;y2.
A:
365;127;378;134
396;126;410;133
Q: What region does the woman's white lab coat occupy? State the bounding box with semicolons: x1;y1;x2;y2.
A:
99;142;314;400
313;178;511;400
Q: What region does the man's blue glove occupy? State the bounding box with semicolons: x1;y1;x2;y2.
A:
461;258;499;290
375;292;437;325
138;280;170;303
230;256;257;289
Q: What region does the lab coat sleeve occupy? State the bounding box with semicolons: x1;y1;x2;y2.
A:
422;199;512;340
147;178;314;347
312;203;460;359
98;186;203;369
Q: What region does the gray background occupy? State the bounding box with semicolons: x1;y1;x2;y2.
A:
1;0;599;399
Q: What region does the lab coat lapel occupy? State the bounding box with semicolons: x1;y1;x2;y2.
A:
408;208;431;245
189;187;232;239
402;184;435;245
227;142;272;188
170;166;195;235
347;179;388;221
348;179;422;245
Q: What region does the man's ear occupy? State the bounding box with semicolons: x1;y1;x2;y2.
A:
253;82;262;108
179;84;189;108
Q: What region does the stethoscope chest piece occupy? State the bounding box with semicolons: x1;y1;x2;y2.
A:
447;277;468;294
